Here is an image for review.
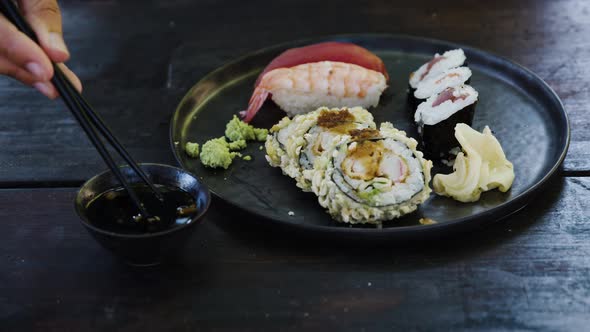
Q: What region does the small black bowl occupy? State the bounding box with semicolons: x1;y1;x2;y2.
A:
75;163;210;266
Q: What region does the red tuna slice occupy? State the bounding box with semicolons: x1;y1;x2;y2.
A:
254;41;389;86
432;88;468;107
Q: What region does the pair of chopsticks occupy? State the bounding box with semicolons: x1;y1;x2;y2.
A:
0;0;163;219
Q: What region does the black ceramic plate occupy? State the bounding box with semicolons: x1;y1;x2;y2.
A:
170;34;569;240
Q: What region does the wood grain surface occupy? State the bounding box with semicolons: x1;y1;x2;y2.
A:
1;176;589;331
0;0;588;184
0;0;589;331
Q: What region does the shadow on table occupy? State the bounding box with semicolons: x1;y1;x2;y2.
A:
206;174;566;264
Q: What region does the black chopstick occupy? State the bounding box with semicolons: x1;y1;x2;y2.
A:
53;68;164;202
51;69;153;218
0;0;163;218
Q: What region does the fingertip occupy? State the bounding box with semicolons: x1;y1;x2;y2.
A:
45;48;70;63
23;45;54;81
25;62;51;81
70;73;83;93
33;81;58;99
70;77;83;94
48;32;70;58
47;84;59;99
59;64;83;93
45;33;70;62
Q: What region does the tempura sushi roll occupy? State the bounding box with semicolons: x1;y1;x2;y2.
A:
265;116;296;168
265;106;375;191
414;85;479;159
311;123;432;225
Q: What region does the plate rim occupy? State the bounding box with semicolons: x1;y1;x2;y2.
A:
169;33;570;236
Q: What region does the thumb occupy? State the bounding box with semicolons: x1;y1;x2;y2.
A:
18;0;70;63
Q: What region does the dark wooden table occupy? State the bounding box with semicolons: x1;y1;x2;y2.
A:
1;1;589;330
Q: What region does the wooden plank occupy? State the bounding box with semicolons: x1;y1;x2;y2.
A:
0;0;588;184
0;177;588;331
0;87;179;185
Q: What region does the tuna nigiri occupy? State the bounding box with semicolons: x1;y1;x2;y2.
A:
240;42;389;123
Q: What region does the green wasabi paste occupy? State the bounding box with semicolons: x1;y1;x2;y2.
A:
228;139;247;150
225;115;268;142
187;116;268;169
200;137;241;169
184;142;200;158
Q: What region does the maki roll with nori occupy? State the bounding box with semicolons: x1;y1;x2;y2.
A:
407;49;467;112
414;85;479;159
265;106;375;191
311;123;432;225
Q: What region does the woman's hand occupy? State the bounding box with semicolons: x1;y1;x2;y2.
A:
0;0;82;99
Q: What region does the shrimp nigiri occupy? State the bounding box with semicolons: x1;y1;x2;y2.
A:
240;42;389;123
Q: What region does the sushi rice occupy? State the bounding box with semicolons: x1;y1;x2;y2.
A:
415;85;478;126
311;122;432;225
414;67;472;99
409;49;466;89
265;106;375;191
264;61;387;118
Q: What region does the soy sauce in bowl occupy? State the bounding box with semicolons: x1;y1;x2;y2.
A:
75;163;210;266
85;184;197;235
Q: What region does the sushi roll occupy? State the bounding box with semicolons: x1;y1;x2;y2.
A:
414;66;472;100
409;49;467;90
414;85;479;159
265;116;295;168
407;49;468;113
265;106;375;191
407;67;472;114
311;123;432;225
